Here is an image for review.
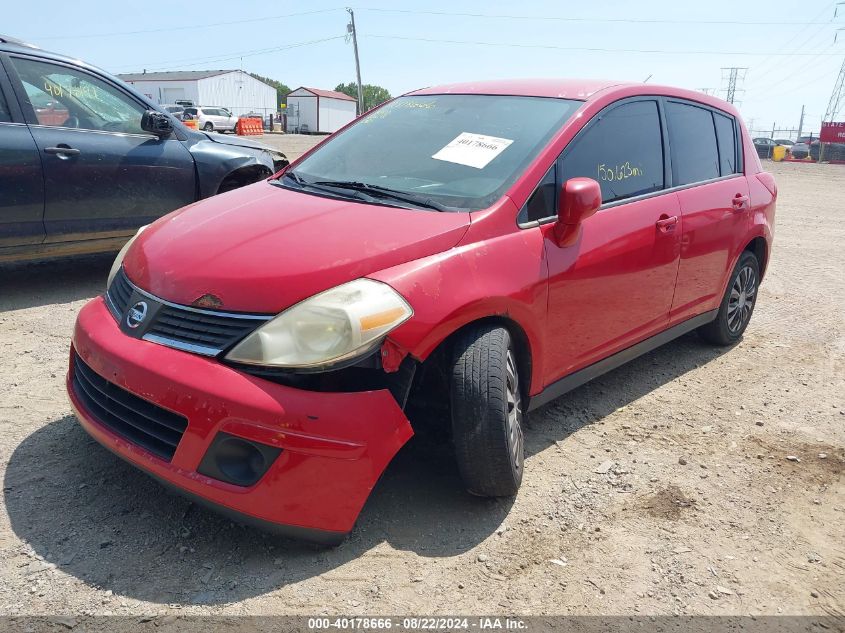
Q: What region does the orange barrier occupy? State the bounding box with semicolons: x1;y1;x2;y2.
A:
183;119;199;130
236;118;263;136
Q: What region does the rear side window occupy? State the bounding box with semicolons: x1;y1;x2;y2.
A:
713;112;738;175
561;100;664;204
665;101;720;185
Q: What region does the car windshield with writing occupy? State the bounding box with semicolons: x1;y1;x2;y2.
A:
279;94;581;211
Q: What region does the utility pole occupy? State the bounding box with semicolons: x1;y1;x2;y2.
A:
721;67;748;105
797;104;806;140
346;8;364;115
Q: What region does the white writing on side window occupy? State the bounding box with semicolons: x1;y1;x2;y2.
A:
432;132;514;169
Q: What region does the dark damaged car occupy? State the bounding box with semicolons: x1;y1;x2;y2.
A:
0;35;287;262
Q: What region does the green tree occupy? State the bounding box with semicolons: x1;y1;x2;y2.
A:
250;73;291;109
335;82;392;112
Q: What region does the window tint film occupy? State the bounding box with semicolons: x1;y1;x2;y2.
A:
11;57;146;134
666;101;720;185
519;164;557;223
714;112;738;175
561;100;664;204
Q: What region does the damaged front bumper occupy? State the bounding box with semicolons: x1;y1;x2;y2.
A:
67;297;414;543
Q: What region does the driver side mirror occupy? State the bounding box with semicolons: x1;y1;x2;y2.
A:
553;177;601;246
141;110;174;138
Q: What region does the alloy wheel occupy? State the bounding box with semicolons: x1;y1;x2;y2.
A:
505;349;524;469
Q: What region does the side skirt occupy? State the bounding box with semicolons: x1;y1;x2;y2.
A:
527;310;718;412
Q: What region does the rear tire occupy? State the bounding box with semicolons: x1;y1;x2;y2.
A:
450;325;524;497
698;250;760;346
203;122;214;132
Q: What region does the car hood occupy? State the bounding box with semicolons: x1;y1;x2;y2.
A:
123;181;471;313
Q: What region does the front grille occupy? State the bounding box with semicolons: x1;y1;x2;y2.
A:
106;268;271;356
145;305;266;355
72;353;188;461
106;268;133;319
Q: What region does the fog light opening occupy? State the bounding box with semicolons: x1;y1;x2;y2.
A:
198;433;282;487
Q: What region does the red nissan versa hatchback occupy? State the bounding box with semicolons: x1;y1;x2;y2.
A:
68;79;776;544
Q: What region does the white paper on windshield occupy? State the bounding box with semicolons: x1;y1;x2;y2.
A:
432;132;514;169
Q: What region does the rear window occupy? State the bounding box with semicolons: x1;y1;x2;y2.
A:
665;101;720;186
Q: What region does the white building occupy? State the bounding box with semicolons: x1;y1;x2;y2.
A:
117;70;277;118
286;87;357;134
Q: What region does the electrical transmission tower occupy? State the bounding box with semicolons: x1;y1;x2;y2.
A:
720;67;748;105
823;57;845;122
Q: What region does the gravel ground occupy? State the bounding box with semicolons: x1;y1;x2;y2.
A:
0;157;842;618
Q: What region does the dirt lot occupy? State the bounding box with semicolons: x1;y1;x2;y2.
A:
0;153;842;618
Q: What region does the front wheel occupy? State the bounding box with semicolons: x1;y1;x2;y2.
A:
450;325;524;497
698;250;760;345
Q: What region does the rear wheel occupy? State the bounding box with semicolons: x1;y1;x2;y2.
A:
203;122;214;132
698;250;760;346
450;325;524;497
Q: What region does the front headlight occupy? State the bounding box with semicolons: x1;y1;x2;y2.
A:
225;278;413;370
107;225;148;288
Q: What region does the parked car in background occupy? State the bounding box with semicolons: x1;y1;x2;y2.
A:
773;138;793;148
68;79;775;543
790;136;818;160
182;106;237;133
161;104;185;120
753;137;779;159
0;35;288;262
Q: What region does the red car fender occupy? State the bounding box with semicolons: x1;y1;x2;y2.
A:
370;199;550;397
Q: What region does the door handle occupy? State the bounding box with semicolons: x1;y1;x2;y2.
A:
44;145;81;157
656;215;678;232
732;194;750;211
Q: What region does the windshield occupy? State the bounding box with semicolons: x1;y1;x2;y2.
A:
282;94;581;211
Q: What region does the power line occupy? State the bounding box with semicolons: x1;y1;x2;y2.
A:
28;8;345;41
118;36;346;73
740;2;838;84
364;34;845;57
360;6;837;26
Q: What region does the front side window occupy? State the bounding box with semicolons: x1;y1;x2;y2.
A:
284;94;581;211
665;101;720;185
11;57;146;134
519;164;557;223
560;100;665;204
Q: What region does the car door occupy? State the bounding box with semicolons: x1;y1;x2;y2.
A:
664;101;750;323
536;99;682;384
6;54;197;243
0;56;45;248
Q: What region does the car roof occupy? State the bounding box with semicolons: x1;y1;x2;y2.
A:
409;78;738;113
0;34;40;50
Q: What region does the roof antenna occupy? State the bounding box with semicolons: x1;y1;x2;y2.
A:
643;74;653;83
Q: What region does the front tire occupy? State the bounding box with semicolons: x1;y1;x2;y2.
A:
698;250;760;346
450;325;524;497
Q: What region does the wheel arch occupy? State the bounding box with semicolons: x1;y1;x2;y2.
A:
412;313;536;401
744;235;768;278
216;164;274;194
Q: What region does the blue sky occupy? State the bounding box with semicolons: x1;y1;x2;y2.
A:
6;0;845;134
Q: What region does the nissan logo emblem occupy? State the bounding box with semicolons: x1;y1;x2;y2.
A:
126;301;148;329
